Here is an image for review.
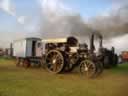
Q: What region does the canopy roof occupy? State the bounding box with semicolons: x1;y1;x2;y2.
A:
42;38;67;43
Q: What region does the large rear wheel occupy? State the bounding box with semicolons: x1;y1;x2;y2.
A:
45;50;65;74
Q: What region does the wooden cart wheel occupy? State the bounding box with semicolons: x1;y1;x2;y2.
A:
80;59;97;78
16;58;24;67
45;50;65;74
16;58;20;67
23;58;31;68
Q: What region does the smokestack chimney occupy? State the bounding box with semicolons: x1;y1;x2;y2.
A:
90;33;95;53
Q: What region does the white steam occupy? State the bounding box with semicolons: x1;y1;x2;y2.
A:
89;2;128;38
104;34;128;54
38;0;128;53
38;0;92;39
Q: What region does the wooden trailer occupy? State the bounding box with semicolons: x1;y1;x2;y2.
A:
12;37;43;67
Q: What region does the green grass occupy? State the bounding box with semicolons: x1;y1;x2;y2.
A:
0;58;128;96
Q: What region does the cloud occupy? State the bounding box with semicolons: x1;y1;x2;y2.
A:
110;0;128;4
0;0;16;16
0;0;26;25
38;0;72;17
17;16;27;25
0;0;40;48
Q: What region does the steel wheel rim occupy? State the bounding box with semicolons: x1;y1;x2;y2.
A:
80;60;96;78
45;50;64;74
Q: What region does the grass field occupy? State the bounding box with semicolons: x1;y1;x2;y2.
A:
0;57;128;96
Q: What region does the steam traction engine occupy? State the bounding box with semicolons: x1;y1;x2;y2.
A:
43;37;103;78
90;32;118;69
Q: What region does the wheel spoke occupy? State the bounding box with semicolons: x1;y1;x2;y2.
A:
45;50;64;74
80;60;96;78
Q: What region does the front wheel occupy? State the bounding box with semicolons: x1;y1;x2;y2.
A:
80;59;97;78
95;61;104;77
